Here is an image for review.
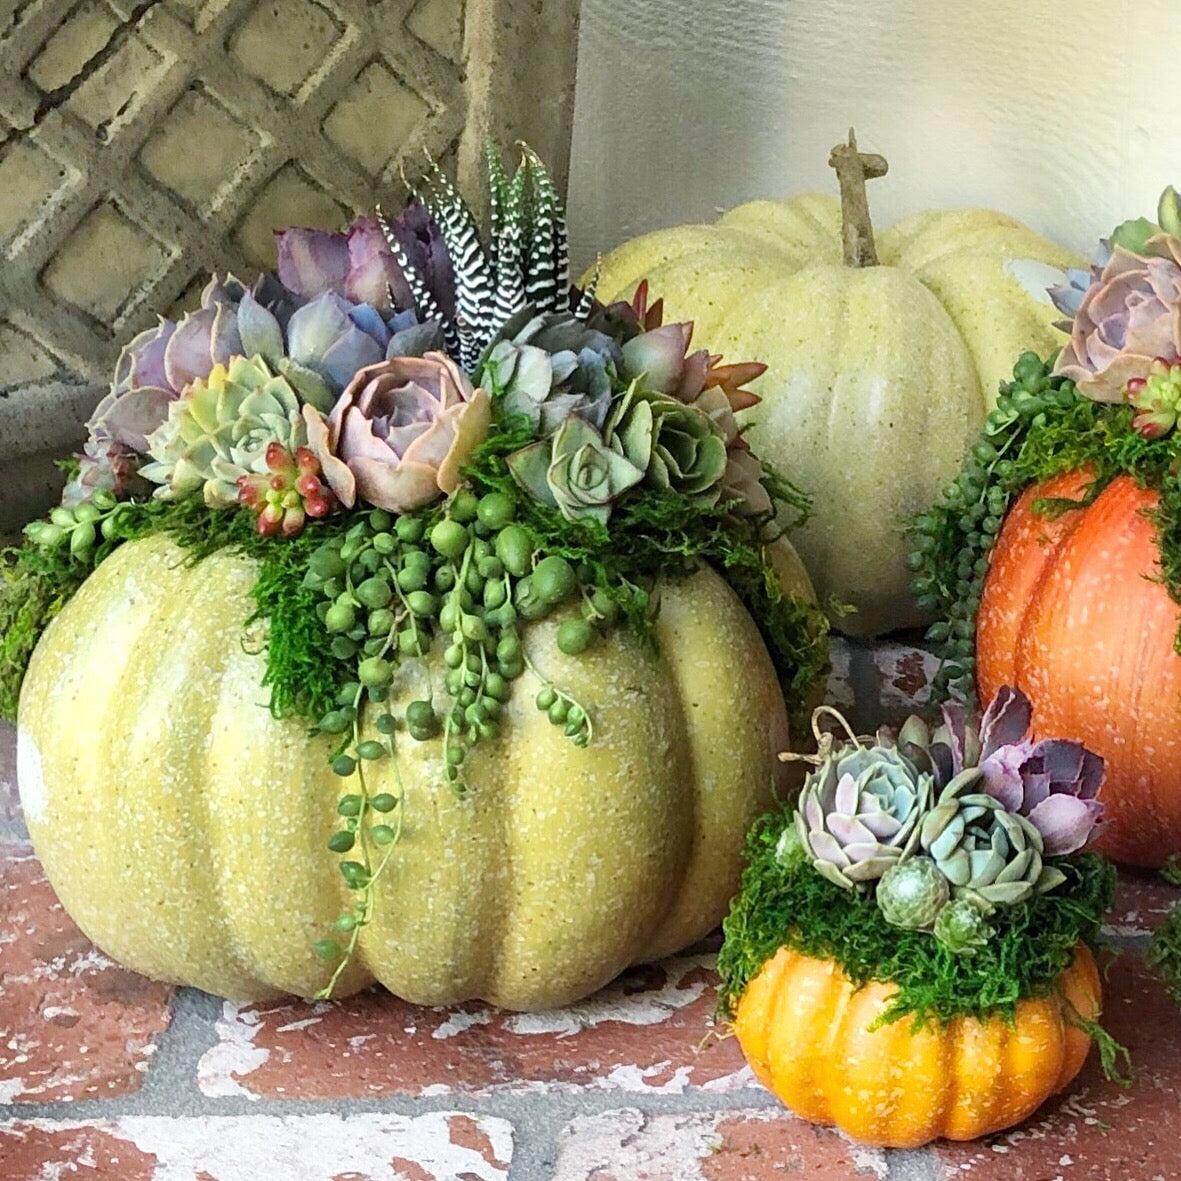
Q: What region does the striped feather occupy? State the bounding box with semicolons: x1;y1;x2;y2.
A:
521;151;559;313
484;140;508;269
524;147;570;308
573;255;601;320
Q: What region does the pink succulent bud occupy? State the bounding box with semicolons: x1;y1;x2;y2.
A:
265;441;292;472
305;491;334;518
239;435;339;536
281;506;305;537
258;503;284;536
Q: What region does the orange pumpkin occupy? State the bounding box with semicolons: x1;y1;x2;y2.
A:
977;470;1181;867
733;944;1100;1148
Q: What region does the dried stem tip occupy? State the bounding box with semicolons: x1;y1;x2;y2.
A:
829;128;888;268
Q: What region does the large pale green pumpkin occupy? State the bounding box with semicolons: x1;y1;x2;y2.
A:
593;158;1080;637
17;534;801;1009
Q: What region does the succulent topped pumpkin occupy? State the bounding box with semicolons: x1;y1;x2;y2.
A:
1;144;829;1009
908;185;1181;877
720;693;1123;1148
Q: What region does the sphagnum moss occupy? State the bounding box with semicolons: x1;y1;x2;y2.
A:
718;807;1116;1028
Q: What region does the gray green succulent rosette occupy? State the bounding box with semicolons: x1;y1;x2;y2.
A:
791;688;1105;953
718;686;1121;1052
1;143;829;998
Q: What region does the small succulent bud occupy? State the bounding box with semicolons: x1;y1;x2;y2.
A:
933;898;992;956
1159;184;1181;239
876;857;950;931
238;441;338;537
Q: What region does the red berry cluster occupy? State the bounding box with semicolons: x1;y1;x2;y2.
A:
237;442;337;537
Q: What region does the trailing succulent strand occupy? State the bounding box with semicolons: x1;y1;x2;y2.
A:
1;141;832;1000
905;352;1178;703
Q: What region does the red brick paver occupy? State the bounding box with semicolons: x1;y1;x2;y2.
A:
935;953;1180;1179
0;842;173;1104
870;642;940;720
196;953;749;1099
0;1113;513;1180
1108;871;1178;935
552;1108;887;1180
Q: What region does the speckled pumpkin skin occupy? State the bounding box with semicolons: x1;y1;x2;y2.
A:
734;945;1100;1148
978;471;1181;867
592;196;1080;636
18;534;801;1009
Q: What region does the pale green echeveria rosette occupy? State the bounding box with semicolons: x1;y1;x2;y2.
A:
876;860;994;955
875;857;949;930
606;382;729;504
932;897;993;956
140;355;306;507
506;414;645;525
918;770;1067;913
794;734;933;891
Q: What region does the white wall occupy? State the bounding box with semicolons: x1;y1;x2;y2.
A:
567;0;1180;270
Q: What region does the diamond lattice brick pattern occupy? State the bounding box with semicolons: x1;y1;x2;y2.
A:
0;0;580;525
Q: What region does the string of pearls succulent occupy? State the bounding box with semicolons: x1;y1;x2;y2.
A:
906;353;1080;703
303;483;630;988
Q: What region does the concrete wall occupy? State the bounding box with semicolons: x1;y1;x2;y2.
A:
0;0;580;532
567;0;1178;268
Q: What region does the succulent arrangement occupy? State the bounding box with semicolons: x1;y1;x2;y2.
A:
1;144;829;996
784;686;1105;955
716;688;1126;1150
906;183;1181;991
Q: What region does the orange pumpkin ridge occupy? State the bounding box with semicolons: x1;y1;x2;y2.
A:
978;470;1181;865
733;945;1100;1148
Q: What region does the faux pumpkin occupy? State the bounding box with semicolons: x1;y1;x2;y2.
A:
734;944;1100;1148
592;133;1079;636
17;533;805;1009
978;470;1181;867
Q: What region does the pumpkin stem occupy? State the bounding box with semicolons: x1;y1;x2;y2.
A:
829;128;888;268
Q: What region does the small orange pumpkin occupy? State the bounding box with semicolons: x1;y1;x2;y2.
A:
977;470;1181;867
733;944;1100;1148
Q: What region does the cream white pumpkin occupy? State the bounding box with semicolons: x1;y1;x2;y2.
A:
593;137;1080;636
19;534;806;1009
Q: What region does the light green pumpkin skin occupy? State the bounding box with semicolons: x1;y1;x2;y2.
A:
18;534;798;1009
594;195;1080;636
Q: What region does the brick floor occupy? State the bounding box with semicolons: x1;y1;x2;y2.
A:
3;649;1180;1181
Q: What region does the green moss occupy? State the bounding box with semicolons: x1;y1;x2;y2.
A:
0;498;352;725
907;352;1181;703
1148;902;1181;1005
1;425;829;732
463;424;830;726
717;807;1116;1027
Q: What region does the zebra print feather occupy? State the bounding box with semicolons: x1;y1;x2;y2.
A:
574;255;601;319
373;143;585;375
484;141;508;270
524;147;569;309
521;150;560;313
